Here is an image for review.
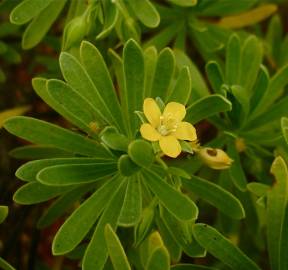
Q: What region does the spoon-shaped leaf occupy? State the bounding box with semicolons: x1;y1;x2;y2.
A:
4;116;111;158
118;175;142;226
104;224;131;270
82;180;126;269
10;0;54;25
267;156;288;270
126;0;160;28
142;169;198;221
122;39;145;137
37;163;117;186
16;158;111;182
52;177;120;255
13;182;72;205
186;95;231;124
193;224;261;270
182;176;245;219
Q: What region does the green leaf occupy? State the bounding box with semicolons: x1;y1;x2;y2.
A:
80;41;125;133
118;155;141;176
37;163;117;186
32;77;94;133
144;24;181;51
186;95;232;124
190;24;225;54
59;52;120;130
0;257;16;270
227;140;247;191
167;66;191;105
96;1;118;39
245;96;288;130
10;0;54;25
250;66;270;113
82;180;126;270
52;177;120;255
256;63;288;111
225;34;241;85
206;61;224;94
128;139;154;168
0;206;8;223
104;224;131;270
200;0;257;16
247;182;269;197
174;25;186;51
47;79;100;132
16;158;110;182
144;46;158;98
9;145;71;160
13;182;72;205
171;264;219;270
280;208;288;270
141;231;170;270
168;0;197;7
109;49;125;95
174;49;209;102
122;39;145;137
4;116;110;158
267;156;288;270
151;48;175;100
118;175;142;226
156;216;182;262
230;85;250;123
182;176;245;219
193;224;261;270
239;36;263;93
167;167;191;179
22;0;66;49
134;204;155;247
117;16;140;43
145;246;170;270
37;184;92;228
101;127;129;152
234;188;259;237
142;169;198;221
127;0;160;28
161;208;206;258
282;117;288;144
266;15;283;65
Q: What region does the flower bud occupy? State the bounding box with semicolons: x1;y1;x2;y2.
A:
63;16;88;50
197;147;233;170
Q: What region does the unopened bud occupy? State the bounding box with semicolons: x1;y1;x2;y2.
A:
198;147;233;170
63;16;87;50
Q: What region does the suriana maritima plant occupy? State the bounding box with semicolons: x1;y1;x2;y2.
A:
2;35;288;270
1;1;288;270
4;39;239;270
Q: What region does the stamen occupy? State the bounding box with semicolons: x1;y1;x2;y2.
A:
157;114;179;136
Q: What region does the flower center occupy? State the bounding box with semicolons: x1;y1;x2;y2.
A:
157;114;178;136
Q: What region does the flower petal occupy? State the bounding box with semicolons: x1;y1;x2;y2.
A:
159;136;181;158
143;98;161;127
140;123;161;141
163;102;186;122
173;122;197;141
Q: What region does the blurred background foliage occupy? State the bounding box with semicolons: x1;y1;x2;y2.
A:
1;0;288;269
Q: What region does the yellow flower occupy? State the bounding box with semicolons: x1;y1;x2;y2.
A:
197;147;233;170
140;98;197;158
